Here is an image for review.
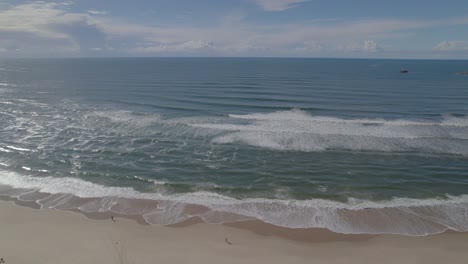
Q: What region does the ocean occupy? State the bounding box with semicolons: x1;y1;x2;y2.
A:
0;58;467;235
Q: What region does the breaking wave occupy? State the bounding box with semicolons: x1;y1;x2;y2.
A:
1;170;467;236
190;109;468;155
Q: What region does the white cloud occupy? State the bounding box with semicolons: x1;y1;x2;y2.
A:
294;40;383;54
179;40;214;50
0;2;75;40
131;40;216;54
222;10;248;25
1;1;468;58
433;40;468;51
252;0;308;11
295;42;325;51
363;40;382;52
87;10;108;16
0;1;112;56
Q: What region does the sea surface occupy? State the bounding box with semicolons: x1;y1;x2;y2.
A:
0;58;467;235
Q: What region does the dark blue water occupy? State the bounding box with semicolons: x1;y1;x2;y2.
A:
1;58;467;235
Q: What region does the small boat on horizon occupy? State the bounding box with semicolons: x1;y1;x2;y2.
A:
400;68;409;73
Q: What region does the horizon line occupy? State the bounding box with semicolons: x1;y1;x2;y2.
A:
1;56;467;61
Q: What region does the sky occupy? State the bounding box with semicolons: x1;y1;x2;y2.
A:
1;0;468;58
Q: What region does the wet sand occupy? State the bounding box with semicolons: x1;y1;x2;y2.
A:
1;200;468;264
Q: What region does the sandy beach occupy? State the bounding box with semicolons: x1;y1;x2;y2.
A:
1;201;467;264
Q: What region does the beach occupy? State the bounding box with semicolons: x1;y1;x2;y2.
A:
1;200;468;264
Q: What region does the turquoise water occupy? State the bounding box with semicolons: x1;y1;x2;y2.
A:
0;58;467;235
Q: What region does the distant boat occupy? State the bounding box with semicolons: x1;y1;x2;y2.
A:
400;68;409;73
456;71;468;75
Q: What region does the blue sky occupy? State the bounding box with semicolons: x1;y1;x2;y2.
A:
1;0;468;58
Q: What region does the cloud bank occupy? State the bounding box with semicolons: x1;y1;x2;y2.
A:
433;41;468;51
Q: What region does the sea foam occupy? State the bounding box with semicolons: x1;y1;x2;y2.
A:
190;110;468;155
1;170;467;236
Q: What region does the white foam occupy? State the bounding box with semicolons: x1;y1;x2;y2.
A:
0;170;467;235
3;171;456;211
132;175;166;185
190;110;468;155
0;148;12;153
91;111;161;127
229;110;468;127
6;145;35;152
0;170;146;199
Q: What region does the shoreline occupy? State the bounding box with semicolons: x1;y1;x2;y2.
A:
1;183;468;236
3;193;462;242
1;200;468;263
0;194;377;243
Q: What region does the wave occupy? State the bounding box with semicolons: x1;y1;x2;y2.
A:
5;103;467;157
0;147;12;153
1;170;467;236
190;109;468;155
5;145;35;152
90;110;162;126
